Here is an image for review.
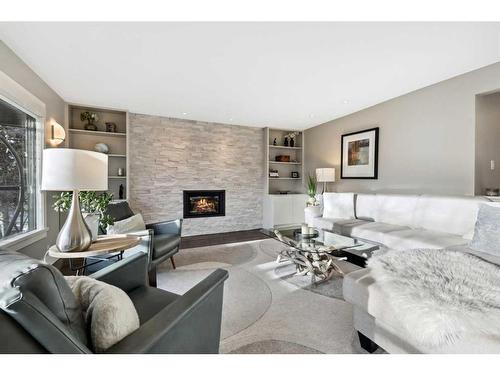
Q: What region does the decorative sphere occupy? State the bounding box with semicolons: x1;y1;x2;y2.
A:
94;143;109;154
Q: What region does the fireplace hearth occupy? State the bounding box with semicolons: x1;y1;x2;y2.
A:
183;190;225;218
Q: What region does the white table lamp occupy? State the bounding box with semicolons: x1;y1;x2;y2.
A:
42;149;108;252
316;168;335;193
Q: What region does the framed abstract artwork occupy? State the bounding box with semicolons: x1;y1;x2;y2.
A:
341;127;379;179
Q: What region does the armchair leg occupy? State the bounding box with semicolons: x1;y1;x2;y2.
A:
358;331;378;353
170;256;176;269
148;266;157;287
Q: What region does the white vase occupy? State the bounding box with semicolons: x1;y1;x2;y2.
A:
83;213;99;241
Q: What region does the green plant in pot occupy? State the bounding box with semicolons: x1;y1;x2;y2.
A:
53;191;114;240
306;175;318;206
80;111;99;131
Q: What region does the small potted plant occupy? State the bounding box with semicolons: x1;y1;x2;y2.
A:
306;175;317;206
80;111;99;131
53;191;114;240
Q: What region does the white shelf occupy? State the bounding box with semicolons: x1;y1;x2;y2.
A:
269;145;302;150
108;176;127;179
269;161;301;165
108;154;126;158
69;128;126;137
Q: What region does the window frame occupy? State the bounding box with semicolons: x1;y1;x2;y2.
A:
0;70;47;251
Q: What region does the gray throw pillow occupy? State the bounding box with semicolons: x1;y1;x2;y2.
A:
470;204;500;256
65;276;140;353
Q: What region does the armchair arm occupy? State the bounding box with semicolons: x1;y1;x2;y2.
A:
146;218;182;236
104;268;228;354
91;251;149;293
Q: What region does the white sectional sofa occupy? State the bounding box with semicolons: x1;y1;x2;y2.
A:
306;192;500;353
306;192;487;250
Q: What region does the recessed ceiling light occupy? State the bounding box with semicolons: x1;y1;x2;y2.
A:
182;112;187;115
343;100;349;104
309;114;314;118
229;118;233;121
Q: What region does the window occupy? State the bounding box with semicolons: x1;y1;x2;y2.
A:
0;97;42;243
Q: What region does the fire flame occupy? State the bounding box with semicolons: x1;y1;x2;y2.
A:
192;198;216;213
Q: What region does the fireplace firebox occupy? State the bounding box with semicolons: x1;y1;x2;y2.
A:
183;190;225;218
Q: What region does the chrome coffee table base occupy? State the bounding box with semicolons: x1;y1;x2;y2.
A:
276;246;346;284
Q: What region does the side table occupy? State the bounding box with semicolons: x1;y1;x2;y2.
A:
48;234;141;275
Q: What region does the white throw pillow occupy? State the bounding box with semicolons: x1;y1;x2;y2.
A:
65;276;140;353
464;202;500;240
322;192;355;219
107;213;146;234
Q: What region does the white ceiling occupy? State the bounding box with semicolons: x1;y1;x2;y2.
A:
1;22;500;130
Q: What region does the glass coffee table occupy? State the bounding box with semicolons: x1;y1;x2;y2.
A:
261;227;379;284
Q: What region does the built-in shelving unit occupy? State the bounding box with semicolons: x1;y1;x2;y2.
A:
264;127;305;195
65;103;129;201
263;127;307;228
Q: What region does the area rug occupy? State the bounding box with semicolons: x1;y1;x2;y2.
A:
156;238;378;354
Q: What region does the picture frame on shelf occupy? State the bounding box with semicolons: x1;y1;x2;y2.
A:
341;127;379;179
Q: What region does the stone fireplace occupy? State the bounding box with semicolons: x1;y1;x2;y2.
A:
183;190;226;219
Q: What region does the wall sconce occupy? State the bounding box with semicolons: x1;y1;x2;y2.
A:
49;121;66;147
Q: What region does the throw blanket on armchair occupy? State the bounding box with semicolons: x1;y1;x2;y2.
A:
368;249;500;348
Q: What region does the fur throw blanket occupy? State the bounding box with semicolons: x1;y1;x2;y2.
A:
65;276;140;353
368;249;500;348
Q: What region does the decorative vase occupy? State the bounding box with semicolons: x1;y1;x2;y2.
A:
290;138;295;147
84;121;98;131
284;137;289;147
83;213;99;241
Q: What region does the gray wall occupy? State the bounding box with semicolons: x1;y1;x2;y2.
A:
0;40;65;259
129;113;264;236
305;61;500;195
475;91;500;195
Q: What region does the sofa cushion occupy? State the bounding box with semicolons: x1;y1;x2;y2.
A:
355;193;378;221
153;233;181;259
443;244;500;266
105;201;135;222
322;192;355;219
333;219;372;236
107;213;146;235
470;203;500;257
349;222;409;244
413;195;487;237
312;216;364;232
382;229;467;250
373;194;420;227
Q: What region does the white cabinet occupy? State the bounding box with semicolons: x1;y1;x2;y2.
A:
263;194;308;228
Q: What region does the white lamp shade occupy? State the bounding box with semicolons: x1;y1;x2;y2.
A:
316;168;336;182
41;148;108;191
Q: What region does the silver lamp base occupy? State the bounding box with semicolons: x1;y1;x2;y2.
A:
56;190;92;252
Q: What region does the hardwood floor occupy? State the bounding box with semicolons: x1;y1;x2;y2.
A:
180;229;268;249
56;229;268;274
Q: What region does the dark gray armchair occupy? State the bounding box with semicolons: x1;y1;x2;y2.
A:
0;249;228;354
104;201;182;286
